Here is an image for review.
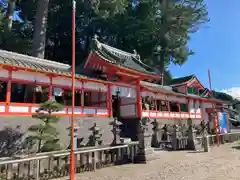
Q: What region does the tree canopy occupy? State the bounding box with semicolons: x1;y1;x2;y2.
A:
0;0;209;72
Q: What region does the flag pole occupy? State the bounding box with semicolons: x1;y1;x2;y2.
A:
208;69;212;96
70;0;76;180
208;68;219;146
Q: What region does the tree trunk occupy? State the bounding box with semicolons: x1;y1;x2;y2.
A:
6;0;16;31
158;0;169;86
32;0;50;58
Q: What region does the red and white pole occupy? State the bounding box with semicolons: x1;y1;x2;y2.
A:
208;68;212;96
208;68;219;146
70;0;76;180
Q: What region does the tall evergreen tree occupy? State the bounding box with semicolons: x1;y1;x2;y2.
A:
0;0;209;75
31;0;128;59
31;0;49;58
152;0;209;74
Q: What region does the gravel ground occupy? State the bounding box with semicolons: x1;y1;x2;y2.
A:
58;142;240;180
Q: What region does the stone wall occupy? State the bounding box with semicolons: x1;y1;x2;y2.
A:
0;116;114;156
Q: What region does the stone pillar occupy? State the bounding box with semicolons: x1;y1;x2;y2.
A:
87;123;102;146
187;118;197;150
151;119;160;148
203;136;210;152
136;117;153;163
67;123;81;149
109;117;123;145
171;125;178;150
201;120;210;152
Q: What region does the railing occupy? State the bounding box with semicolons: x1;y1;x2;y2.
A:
207;132;240;146
142;110;201;119
0;142;139;180
0;102;109;117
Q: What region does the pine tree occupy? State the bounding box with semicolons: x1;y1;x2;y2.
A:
27;100;63;153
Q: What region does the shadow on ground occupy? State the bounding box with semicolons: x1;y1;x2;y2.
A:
231;145;240;150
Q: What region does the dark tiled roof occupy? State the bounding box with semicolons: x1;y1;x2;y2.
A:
169;74;195;85
92;38;158;75
141;81;223;103
140;81;185;97
0;49;79;76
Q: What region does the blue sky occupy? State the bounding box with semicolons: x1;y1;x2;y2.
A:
169;0;240;91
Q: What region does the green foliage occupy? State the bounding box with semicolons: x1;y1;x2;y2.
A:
0;0;209;75
211;90;240;111
27;100;63;152
135;0;209;73
212;90;234;102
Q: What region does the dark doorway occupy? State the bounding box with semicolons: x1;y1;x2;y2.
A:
112;95;120;118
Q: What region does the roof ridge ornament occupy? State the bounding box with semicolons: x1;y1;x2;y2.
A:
92;34;101;50
93;34;98;41
133;49;140;61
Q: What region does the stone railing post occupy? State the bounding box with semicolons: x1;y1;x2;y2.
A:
187;118;198;150
93;151;97;171
109;118;122;146
203;135;210;152
151;119;160;148
201;120;210;152
33;159;40;180
171;125;178;150
136;117;153;163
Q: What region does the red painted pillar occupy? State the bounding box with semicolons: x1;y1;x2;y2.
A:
136;79;142;118
107;84;112;117
199;100;203;119
6;69;12;113
48;76;53;100
167;101;170;112
81;80;84;114
178;102;180;112
155;98;157;111
214;113;220;146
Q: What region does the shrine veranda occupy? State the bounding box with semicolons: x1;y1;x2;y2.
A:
0;38;227;146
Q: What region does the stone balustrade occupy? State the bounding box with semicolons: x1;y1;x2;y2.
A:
0;142;139;180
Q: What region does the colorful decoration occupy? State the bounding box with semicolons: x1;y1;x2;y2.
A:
218;112;228;133
0;0;24;23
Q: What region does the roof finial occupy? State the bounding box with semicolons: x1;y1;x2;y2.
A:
133;49;137;55
93;34;98;41
133;49;141;61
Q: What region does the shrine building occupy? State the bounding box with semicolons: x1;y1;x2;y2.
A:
0;38;226;144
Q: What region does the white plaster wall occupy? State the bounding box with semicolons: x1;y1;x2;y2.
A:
189;99;195;113
111;85;136;98
120;97;136;105
195;100;201;113
52;77;82;88
0;105;5;112
84;82;107;91
0;68;9;78
12;71;50;84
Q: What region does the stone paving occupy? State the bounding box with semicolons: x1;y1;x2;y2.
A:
58;142;240;180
